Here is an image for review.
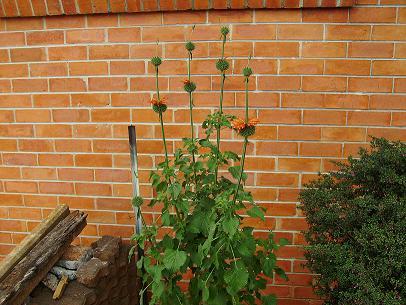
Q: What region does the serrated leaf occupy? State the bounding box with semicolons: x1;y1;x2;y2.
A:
224;261;249;295
222;216;239;237
275;267;288;281
169;182;182;199
247;206;265;221
163;249;187;272
262;294;277;305
229;165;242;179
263;257;276;277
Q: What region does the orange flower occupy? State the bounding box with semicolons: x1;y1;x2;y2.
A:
150;95;167;106
231;118;246;131
247;118;259;127
183;79;191;85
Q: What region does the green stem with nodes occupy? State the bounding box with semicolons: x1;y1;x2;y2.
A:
187;51;198;187
155;66;169;166
215;34;227;183
232;75;250;205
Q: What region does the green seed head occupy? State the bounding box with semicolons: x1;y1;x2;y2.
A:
184;81;196;93
239;126;256;138
185;41;195;52
243;67;253;77
132;196;144;207
152;103;167;114
150;56;162;67
216;59;230;72
221;26;230;37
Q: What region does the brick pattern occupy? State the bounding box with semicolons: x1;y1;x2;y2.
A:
0;0;356;17
0;2;405;303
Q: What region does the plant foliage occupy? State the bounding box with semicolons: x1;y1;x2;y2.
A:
300;138;406;305
130;27;287;305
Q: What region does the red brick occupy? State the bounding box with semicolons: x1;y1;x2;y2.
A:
142;26;186;42
46;15;85;28
30;63;68;76
348;42;394;58
234;24;276;40
258;109;301;124
372;60;406;76
36;124;72;137
87;14;118;27
279;158;321;172
349;7;396;23
0;110;14;122
19;139;53;151
255;42;299;57
53;109;89;122
278;24;323;40
326;25;371;41
372;25;406;41
279;126;321;141
10;48;47;63
257;173;299;187
302;76;347;92
392;112;406;127
73;124;112;138
370;95;406;110
75;154;112;167
66;29;105;43
34;94;70;107
348;77;393;93
13;79;48;92
69;62;108;76
258;76;301;91
348;111;391;126
322;127;366;141
302;42;346;58
26;31;64;45
22;168;57;180
15;109;51;122
0;167;20;179
55;139;92;152
0;64;28;77
300;142;342;157
76;183;112;196
107;28;141;42
3;153;37;165
280;59;324;75
302;8;349;22
6;17;42;30
0;33;25;47
303;110;346;125
50;78;87;92
395;78;406;93
60;0;78;15
5;181;38;193
38;154;74;166
89;45;129;59
48;46;87;61
325;60;370;76
39;182;73;194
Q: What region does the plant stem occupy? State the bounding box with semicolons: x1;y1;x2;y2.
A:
232;76;250;205
187;51;198;187
215;36;227;183
232;137;248;206
155;66;169;166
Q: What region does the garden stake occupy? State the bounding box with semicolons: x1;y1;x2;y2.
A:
128;125;148;305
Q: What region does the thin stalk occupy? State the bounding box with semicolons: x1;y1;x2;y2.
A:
232;76;250;205
187;51;198;187
214;36;227;183
155;66;169;166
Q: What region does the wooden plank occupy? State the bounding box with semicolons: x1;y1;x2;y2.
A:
0;210;87;305
0;205;70;282
52;275;68;300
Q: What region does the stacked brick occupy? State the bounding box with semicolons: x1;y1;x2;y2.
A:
0;0;405;303
30;236;139;305
0;0;356;17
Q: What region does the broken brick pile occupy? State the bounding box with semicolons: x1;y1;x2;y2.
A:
30;236;139;305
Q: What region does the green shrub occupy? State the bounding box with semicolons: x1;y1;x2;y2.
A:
300;138;406;305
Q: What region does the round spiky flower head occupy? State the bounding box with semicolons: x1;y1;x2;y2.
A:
216;59;230;72
150;56;162;67
132;196;143;207
183;79;196;93
185;41;195;52
150;95;168;113
221;26;230;37
243;67;253;77
232;117;259;137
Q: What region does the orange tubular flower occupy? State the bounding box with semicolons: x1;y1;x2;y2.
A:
150;95;168;113
231;117;259;137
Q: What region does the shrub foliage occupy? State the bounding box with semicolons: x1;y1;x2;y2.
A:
131;27;287;305
300;138;406;305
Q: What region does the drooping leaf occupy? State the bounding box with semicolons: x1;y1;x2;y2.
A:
163;249;187;272
247;206;265;221
224;261;249;295
222;216;239;237
262;294;277;305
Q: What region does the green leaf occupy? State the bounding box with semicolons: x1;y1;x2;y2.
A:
229;165;242;179
163;249;187;272
262;294;277;305
202;285;210;302
275;267;288;281
247;206;265;221
279;238;289;246
222;216;239;238
263;257;276;277
224;261;249;295
169;182;182;199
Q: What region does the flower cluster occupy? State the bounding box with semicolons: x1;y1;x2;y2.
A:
231;117;260;137
150;95;167;113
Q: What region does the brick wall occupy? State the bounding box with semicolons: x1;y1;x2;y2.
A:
0;0;405;303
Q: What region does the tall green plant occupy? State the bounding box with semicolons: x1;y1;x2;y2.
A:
131;27;287;305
